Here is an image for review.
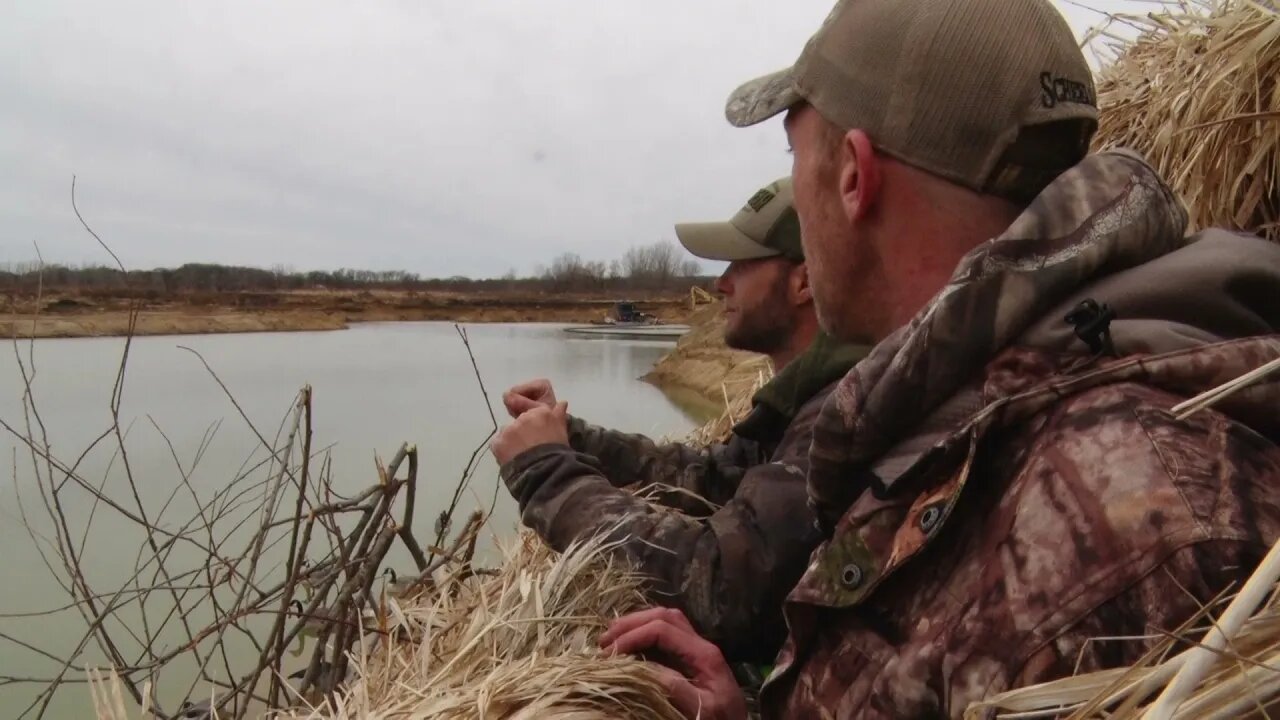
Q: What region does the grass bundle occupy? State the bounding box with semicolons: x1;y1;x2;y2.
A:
92;532;683;719
277;532;681;719
1088;0;1280;242
685;365;773;447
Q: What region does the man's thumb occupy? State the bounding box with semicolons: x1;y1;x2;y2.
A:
553;400;569;420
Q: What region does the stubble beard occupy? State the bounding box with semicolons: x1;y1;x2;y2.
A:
723;272;792;356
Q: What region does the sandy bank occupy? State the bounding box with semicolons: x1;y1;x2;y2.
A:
0;311;351;339
0;290;694;339
644;302;771;410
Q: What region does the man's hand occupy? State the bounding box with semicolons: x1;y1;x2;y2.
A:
502;378;558;419
600;608;748;720
491;401;570;466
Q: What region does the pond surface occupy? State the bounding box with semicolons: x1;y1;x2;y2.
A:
0;321;702;718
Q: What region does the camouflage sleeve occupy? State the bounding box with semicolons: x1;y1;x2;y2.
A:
564;415;759;510
500;442;819;663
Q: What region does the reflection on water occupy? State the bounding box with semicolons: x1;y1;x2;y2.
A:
0;322;699;717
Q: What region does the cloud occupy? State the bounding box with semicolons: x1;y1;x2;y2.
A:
0;0;1108;278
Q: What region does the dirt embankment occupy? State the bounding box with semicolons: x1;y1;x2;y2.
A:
644;302;771;411
0;290;695;339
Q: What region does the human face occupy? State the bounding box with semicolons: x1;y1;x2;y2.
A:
784;104;864;341
713;256;794;355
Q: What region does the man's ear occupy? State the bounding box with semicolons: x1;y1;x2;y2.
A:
839;129;880;223
791;262;813;306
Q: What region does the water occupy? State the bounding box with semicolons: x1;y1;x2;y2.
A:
0;322;702;718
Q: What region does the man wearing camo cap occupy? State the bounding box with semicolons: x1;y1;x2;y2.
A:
601;0;1280;717
493;177;866;664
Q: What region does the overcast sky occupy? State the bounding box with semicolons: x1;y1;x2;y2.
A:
2;0;1109;278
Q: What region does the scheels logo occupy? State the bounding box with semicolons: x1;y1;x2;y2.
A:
1040;72;1095;108
745;188;776;213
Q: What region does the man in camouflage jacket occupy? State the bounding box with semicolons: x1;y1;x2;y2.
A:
599;0;1280;718
492;178;867;662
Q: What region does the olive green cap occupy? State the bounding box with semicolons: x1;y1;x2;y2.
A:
675;177;803;262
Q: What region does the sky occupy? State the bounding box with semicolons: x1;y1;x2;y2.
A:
2;0;1114;279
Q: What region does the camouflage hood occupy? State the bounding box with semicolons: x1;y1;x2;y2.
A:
808;149;1280;533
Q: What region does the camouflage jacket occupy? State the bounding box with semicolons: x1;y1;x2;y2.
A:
501;333;866;662
763;151;1280;718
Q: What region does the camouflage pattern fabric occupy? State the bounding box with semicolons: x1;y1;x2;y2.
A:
501;337;862;663
763;150;1280;717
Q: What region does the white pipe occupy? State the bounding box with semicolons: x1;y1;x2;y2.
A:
1142;535;1280;719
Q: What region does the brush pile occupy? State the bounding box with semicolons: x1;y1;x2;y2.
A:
91;532;682;720
71;367;693;720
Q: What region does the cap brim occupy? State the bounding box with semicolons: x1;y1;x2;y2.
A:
725;66;802;128
674;222;779;262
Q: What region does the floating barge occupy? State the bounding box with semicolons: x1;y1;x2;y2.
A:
561;323;690;340
562;300;690;340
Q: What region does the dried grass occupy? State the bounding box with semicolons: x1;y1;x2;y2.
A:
92;532;683;720
1089;0;1280;241
685;366;773;447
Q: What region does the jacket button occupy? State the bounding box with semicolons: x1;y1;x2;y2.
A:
920;503;944;534
840;563;863;589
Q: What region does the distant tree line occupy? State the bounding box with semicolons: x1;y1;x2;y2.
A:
0;241;707;296
534;241;701;292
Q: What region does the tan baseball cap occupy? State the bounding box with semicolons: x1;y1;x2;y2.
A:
726;0;1098;201
675;177;804;262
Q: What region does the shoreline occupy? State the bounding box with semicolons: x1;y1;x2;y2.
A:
0;290;697;340
1;288;750;417
643;303;771;411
